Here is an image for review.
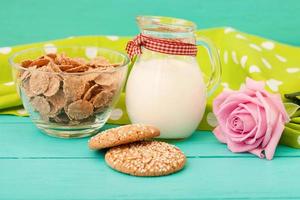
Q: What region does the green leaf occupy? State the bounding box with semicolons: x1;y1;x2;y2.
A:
285;92;300;105
292;117;300;124
284;102;300;117
286;122;300;131
293;109;300;118
285;92;300;99
280;126;300;148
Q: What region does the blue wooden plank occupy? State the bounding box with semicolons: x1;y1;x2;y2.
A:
1;0;300;46
0;115;31;124
1;157;300;199
0;116;299;158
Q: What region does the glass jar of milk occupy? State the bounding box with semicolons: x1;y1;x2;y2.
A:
126;16;221;139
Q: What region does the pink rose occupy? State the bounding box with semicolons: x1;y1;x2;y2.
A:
213;78;289;160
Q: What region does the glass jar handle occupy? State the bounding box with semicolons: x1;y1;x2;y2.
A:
196;36;222;97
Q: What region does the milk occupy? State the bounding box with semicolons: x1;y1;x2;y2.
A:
126;58;207;139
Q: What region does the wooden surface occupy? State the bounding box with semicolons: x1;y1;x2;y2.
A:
1;0;300;199
1;115;300;200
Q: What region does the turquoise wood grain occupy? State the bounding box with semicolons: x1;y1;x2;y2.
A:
1;1;300;198
1;158;300;200
0;115;31;123
1;0;300;46
0;116;299;158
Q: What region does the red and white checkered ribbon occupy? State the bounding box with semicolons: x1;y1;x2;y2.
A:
126;34;197;60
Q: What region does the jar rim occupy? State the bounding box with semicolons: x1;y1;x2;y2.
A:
136;16;197;33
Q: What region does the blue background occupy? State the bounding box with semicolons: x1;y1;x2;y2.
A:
1;0;300;46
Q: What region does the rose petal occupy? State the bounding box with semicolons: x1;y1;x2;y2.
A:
230;106;248;115
224;103;259;142
230;126;257;143
228;108;249;134
243;128;259;145
237;113;256;132
254;106;267;139
213;126;227;143
225;118;243;139
242;106;267;144
230;103;260;142
229;116;244;132
256;91;274;147
213;90;235;114
243;88;256;97
226;113;256;142
227;137;263;153
238;103;259;123
249;148;265;159
264;114;285;160
216;101;241;132
216;94;264;132
269;93;289;123
223;93;264;108
246;77;265;92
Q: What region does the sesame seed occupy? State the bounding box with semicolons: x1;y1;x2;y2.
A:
105;141;186;176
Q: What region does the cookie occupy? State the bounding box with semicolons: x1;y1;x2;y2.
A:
105;141;186;176
88;124;160;150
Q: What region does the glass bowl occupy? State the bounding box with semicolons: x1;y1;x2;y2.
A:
9;46;129;138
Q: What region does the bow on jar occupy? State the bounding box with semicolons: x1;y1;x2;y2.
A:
125;34;198;60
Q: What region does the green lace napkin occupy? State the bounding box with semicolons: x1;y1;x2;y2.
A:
0;27;299;146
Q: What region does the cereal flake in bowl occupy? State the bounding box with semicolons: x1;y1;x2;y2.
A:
9;46;129;138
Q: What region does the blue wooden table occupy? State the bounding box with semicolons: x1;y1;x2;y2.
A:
1;0;300;199
1;116;300;199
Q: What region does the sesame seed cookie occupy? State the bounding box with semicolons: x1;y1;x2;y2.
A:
88;124;160;150
105;141;186;176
